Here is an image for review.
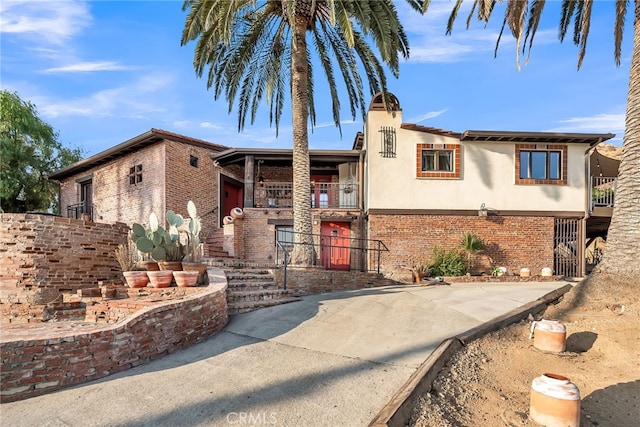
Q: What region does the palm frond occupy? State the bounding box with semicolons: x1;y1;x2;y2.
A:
613;0;628;66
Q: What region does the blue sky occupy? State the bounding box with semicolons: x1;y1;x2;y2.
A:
1;1;632;158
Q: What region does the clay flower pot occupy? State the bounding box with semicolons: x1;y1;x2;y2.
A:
139;260;159;271
122;271;149;288
530;319;567;353
173;270;199;287
158;261;183;271
530;373;580;427
147;270;174;288
181;262;208;285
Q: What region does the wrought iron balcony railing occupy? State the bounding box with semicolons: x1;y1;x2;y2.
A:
67;202;93;220
255;181;358;209
591;176;616;209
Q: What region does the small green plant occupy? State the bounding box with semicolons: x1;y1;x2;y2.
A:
132;211;185;262
429;247;467;277
183;200;203;263
460;232;483;272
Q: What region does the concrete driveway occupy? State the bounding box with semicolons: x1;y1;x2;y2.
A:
0;281;568;426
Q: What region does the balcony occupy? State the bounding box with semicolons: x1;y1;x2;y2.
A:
591;176;616;217
66;202;93;220
255;182;358;209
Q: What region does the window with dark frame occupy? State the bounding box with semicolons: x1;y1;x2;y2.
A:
190;155;199;168
379;126;396;158
519;150;561;180
275;226;294;249
421;149;453;172
129;164;143;185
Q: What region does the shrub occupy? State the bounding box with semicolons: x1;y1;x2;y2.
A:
429;247;467;277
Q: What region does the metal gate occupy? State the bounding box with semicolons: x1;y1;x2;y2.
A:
554;218;582;277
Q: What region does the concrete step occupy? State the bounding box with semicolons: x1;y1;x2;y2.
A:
228;296;301;315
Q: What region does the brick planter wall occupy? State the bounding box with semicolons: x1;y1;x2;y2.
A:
0;213;129;304
0;269;229;403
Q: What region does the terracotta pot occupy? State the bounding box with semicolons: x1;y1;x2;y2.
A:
146;270;174;288
520;267;531;277
230;207;244;219
173;270;199;287
122;271;149;288
140;260;159;271
223;215;234;225
158;261;183;271
181;262;208;285
530;319;567;353
541;267;553;277
530;373;580;427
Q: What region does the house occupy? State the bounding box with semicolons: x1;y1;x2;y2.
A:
48;129;228;241
361;93;615;278
49;94;616;279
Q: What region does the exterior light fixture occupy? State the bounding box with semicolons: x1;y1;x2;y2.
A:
479;203;488;217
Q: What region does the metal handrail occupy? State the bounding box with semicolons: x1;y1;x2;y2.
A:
275;230;389;274
66;202;93;220
275;240;290;290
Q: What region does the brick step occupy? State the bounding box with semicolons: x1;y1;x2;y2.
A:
227;289;293;304
226;281;280;291
225;272;274;282
228;296;301;315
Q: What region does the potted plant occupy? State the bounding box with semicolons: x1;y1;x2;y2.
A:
132;211;185;272
181;200;207;285
113;243;148;288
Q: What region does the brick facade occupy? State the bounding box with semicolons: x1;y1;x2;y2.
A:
368;213;555;279
232;208;364;267
59;143;166;226
0;214;129;304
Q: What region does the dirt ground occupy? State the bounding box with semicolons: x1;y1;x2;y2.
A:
410;279;640;427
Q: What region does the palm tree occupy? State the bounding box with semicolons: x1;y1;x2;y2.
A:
181;0;417;265
429;0;640;305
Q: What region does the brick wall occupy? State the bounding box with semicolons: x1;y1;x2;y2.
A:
164;140;220;239
368;214;555;279
59;143;166;226
0;279;228;403
0;214;129;304
233;208;364;267
273;267;399;295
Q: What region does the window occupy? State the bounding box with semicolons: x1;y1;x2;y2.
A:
515;144;567;185
379;126;396;158
129;164;143;185
190;155;199;168
416;143;461;178
421;150;452;172
275;226;294;248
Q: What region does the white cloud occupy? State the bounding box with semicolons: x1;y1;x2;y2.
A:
313;119;359;129
42;61;131;74
36;72;175;119
407;109;448;123
549;113;625;134
0;1;92;44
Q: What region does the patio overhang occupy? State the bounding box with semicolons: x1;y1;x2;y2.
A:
460;130;615;145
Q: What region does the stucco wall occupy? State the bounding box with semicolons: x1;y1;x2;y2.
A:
364;109;589;213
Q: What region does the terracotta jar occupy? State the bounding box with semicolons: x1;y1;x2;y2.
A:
223;215;234;225
530;319;567;353
122;271;149;288
146;270;173;288
173;270;199;287
530;373;580;427
230;207;245;219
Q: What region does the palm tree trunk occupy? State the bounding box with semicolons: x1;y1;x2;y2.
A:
290;15;315;265
597;1;640;279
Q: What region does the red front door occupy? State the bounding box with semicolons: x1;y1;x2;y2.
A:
320;221;351;270
222;180;243;226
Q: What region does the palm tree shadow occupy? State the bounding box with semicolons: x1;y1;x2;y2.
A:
581;380;640;426
565;331;598;353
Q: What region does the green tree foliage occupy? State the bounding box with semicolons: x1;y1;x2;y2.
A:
181;0;416;264
0;90;82;213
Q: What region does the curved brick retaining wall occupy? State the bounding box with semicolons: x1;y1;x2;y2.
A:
0;269;229;403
